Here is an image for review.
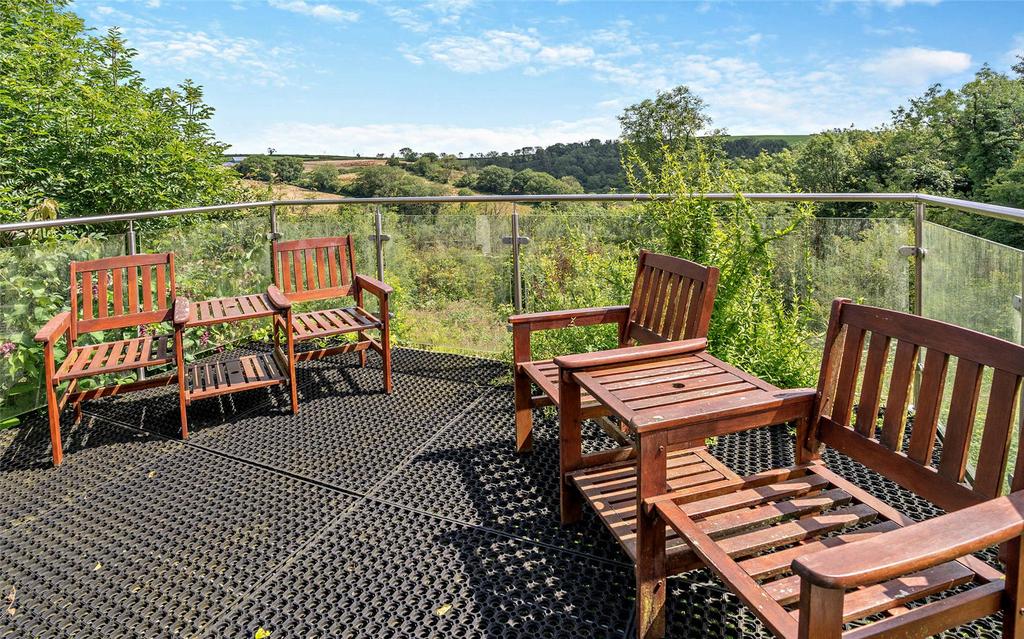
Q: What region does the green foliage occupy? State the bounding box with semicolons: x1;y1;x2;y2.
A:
474;165;515;194
618;85;717;170
272;156;304;183
624;140;818;387
0;0;241;223
236;155;275;181
302;165;341;193
985;152;1024;209
0;233;125;418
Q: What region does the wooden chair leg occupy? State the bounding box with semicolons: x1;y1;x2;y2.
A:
514;367;533;453
558;370;583;525
73;399;83;425
380;301;392;394
1003;537;1024;639
174;331;189;439
797;580;844;639
636;432;668;639
45;379;63;467
358;331;367;368
287;313;299;414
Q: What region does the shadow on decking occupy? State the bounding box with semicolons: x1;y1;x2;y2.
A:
0;347;1004;638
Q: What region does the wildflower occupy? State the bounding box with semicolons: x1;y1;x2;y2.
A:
0;342;15;357
137;325;148;337
199;330;210;347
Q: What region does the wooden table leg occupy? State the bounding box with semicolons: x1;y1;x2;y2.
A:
559;369;583;525
636;430;668;639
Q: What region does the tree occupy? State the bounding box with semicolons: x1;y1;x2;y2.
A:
306;165;339;192
398;147;417;162
236;155;275;181
618;86;716;168
272;156;304;182
474;165;515;194
0;0;241;223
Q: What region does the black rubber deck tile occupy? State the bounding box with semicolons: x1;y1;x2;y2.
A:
0;411;181;534
370;388;632;563
82;352;492;492
0;444;353;638
205;500;635;639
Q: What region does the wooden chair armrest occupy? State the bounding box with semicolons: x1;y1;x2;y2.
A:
553;338;707;371
507;305;629;332
173;297;191;326
355;274;393;298
266;284;291;310
793;490;1024;590
35;311;71;344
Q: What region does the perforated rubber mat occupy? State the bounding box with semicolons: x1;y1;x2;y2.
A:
0;348;1003;638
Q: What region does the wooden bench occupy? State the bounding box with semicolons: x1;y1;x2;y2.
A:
632;299;1024;638
270;235;393;406
34;253;189;466
510;250;719;452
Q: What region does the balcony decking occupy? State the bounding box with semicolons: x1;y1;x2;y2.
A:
0;347;1002;638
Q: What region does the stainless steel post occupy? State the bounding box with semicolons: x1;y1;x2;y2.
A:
913;201;925;316
125;220;145;380
511;203;523;313
268;203;279;277
375;205;385;282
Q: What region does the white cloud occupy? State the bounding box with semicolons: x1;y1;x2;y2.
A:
383;5;430;32
861;46;972;84
128;28;294;86
535;44;594;67
268;0;359;23
871;0;940;7
423;30;541;73
226;117;618;155
1007;34;1024;68
742;33;764;46
863;24;917;36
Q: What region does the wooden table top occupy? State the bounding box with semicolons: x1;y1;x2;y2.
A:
185;292;281;328
571;350;814;434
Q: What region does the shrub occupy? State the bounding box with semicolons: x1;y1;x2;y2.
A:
623;140;818;387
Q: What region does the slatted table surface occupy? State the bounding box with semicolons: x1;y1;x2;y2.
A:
572;351;812;433
184;293;290;401
185;293;280;328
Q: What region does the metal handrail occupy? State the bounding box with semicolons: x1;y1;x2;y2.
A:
2;192;1023;233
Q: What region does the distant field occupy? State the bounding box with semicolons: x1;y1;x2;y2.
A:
240;178;339;200
301;158;387;170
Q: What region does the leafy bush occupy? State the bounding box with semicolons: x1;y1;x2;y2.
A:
623;140;818;387
0;0;243;223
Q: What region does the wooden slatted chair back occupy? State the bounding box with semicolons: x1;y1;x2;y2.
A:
70;253;176;339
623;251;719;346
272;236;357;303
811;298;1024;513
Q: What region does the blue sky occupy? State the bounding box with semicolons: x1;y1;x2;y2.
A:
74;0;1024;155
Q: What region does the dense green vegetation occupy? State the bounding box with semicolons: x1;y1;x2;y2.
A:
0;0;244;229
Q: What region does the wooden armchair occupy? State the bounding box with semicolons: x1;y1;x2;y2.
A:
637;299;1024;638
270;235;393;409
35;254;189;466
509;250;719;452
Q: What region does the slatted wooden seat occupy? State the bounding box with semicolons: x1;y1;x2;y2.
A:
35;254;189;466
509;250;719;452
290;307;380;340
55;334;174;381
271;235;393;406
630;299;1024;639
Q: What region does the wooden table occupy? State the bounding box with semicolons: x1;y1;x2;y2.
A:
183;293;289;401
558;348;815;573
